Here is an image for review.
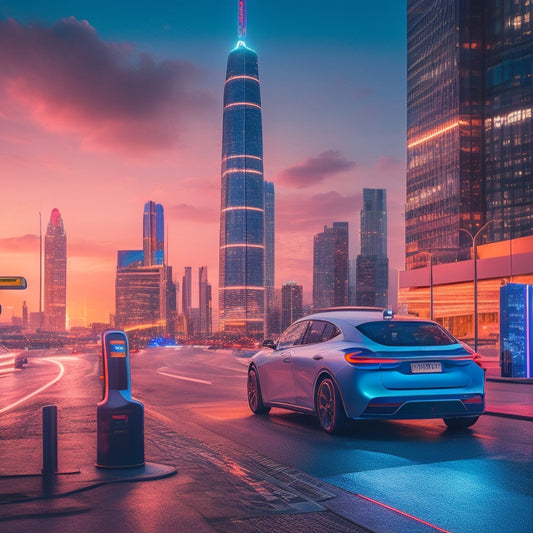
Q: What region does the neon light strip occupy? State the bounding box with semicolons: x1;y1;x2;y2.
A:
222;155;262;162
221;244;264;249
223;169;263;176
222;206;264;213
356;494;451;533
225;75;259;84
220;286;265;291
407;121;459;149
224;102;261;110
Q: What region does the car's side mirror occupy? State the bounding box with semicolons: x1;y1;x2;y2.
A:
262;339;276;350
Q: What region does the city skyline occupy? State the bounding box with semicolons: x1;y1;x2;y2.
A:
0;1;407;326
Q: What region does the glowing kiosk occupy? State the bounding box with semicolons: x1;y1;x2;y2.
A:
97;330;144;468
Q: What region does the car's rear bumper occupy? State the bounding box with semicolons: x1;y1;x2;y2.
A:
357;393;484;420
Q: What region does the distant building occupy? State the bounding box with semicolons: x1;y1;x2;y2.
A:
313;222;349;310
199;266;212;337
143;201;164;266
115;264;168;334
281;282;303;332
114;203;175;336
356;189;388;307
264;180;276;338
44;208;67;332
22;301;28;330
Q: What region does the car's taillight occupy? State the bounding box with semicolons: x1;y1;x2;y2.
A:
344;349;401;365
472;353;486;370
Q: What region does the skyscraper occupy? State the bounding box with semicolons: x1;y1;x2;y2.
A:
182;266;192;320
219;0;265;336
264;180;275;336
313;222;349;310
115;202;175;336
143;201;164;266
356;188;389;307
44;208;66;332
199;266;212;337
406;0;533;270
281;282;303;332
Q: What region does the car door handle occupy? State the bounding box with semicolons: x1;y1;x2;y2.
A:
313;354;323;360
283;357;291;363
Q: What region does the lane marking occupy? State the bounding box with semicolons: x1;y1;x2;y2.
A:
0;359;65;415
157;368;212;385
356;493;451;533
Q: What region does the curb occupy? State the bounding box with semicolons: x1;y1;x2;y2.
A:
484;410;533;422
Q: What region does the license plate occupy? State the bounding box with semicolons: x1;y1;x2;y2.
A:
411;362;442;374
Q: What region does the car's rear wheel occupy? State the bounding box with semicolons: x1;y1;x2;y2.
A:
443;416;479;430
247;367;270;415
316;377;346;434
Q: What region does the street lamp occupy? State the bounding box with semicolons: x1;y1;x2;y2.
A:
418;252;434;320
459;220;494;352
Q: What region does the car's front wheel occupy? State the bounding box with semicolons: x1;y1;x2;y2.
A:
247;367;270;415
316;377;346;434
443;416;479;430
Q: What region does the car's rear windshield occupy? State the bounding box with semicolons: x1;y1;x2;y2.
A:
356;321;457;346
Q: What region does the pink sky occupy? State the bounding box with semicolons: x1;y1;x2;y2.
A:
0;13;406;327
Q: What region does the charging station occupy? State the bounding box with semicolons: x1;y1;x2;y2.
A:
96;330;144;468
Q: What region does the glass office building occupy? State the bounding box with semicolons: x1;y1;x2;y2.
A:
406;0;484;271
484;1;533;243
356;188;389;307
219;37;265;336
407;0;533;271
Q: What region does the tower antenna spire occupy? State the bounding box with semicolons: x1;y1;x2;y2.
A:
238;0;247;40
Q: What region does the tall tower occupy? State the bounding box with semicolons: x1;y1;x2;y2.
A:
219;0;265;337
356;189;389;307
199;266;212;337
44;208;67;332
143;201;164;266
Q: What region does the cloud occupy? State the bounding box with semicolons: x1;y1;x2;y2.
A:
376;156;403;172
274;150;356;188
0;17;215;155
0;234;39;253
277;190;362;232
167;203;218;224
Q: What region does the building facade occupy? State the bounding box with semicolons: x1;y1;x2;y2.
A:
115;203;175;336
313;222;349;310
406;0;533;271
218;6;265;337
44;208;67;332
403;0;533;342
356;188;389;307
281;282;303;332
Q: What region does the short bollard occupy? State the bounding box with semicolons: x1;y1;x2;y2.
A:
96;330;144;468
42;405;58;476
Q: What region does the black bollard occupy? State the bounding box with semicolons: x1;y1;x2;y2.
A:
42;405;58;476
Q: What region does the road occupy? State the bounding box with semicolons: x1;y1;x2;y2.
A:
1;346;532;533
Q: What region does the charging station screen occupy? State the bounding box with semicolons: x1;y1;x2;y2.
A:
110;340;126;357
